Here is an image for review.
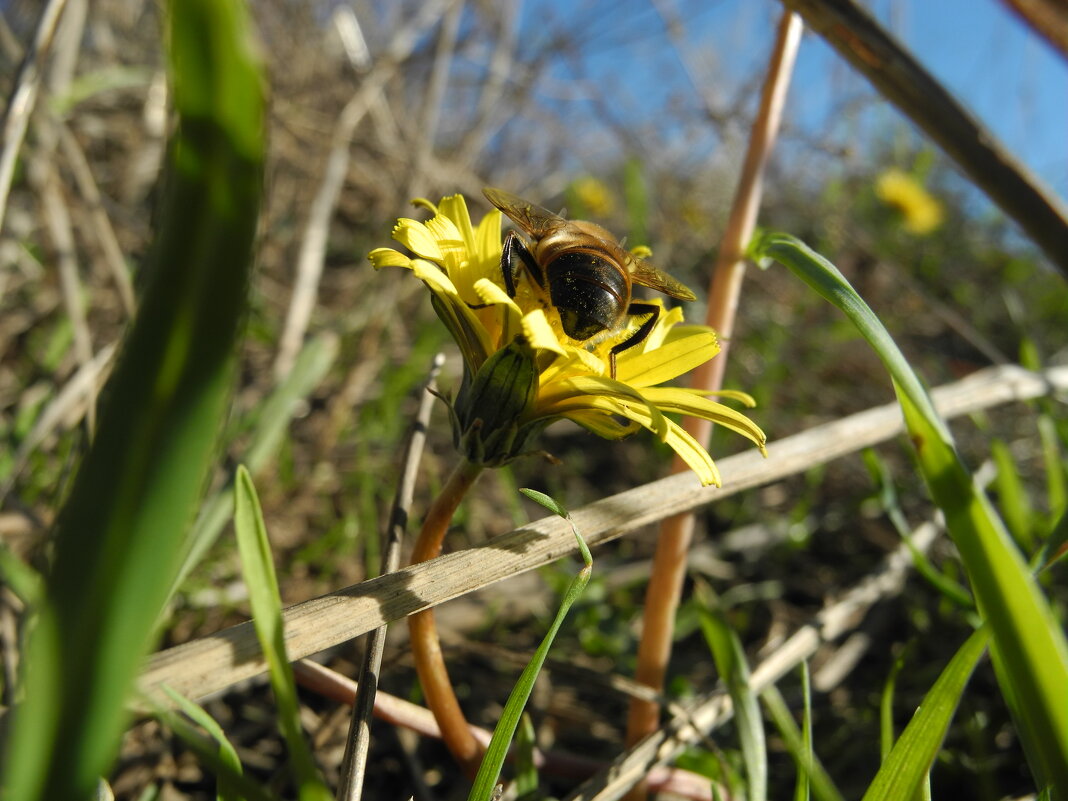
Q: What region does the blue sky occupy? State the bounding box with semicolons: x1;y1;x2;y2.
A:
521;0;1067;202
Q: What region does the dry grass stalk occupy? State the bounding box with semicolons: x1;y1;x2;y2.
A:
626;9;804;765
138;364;1068;707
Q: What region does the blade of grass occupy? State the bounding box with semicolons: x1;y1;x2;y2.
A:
159;686;245;801
991;438;1035;553
152;698;280;801
0;1;264;798
754;231;1068;797
468;493;593;801
760;683;843;801
696;586;767;801
861;627;989;801
232;466;331;801
514;713;540;800
171;332;339;598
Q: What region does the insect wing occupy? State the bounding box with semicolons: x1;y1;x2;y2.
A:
483;187;566;239
630;260;697;301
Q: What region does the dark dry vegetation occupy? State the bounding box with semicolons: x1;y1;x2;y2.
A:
1;1;1066;799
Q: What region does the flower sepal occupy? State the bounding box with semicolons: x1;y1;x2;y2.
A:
448;334;548;467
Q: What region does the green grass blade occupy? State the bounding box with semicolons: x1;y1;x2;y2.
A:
159;686;245;801
761;683;843;801
152;697;279;801
755;231;1068;797
468;502;593;801
861;628;989;801
171;332;339;596
233;467;331;801
697;591;767;801
1038;415;1067;520
991;438;1035;552
513;713;540;800
0;1;264;798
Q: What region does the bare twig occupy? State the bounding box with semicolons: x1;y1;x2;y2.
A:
137;364;1068;707
57;125;136;316
294;660;718;801
1000;0;1068;59
781;0;1068;274
0;0;69;233
626;9;803;766
0;341;117;507
403;0;465;200
335;353;444;801
273;0;453;380
565;516;944;801
40;170;95;432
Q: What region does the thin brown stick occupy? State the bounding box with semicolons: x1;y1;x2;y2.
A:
781;0;1068;274
41;169;95;434
335;353;444;801
625;9;803;763
566;515;944;801
58;125;136;317
273;0;453;380
407;458;484;774
1000;0;1068;60
403;0;465;200
0;0;69;233
294;659;718;801
136;364;1068;708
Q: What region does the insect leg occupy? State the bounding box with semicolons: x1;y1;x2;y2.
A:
608;302;659;378
501;230;544;296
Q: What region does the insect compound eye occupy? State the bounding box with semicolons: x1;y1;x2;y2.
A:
547;251;629;341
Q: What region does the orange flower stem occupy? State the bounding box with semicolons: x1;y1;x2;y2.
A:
408;458;484;776
624;8;804;783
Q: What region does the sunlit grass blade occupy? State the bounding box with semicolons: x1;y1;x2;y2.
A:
513;713;540;800
171;332;338;598
761;682;843;801
233;466;331;801
159;686;245;801
468;493;593;801
152;694;279;801
862;450;972;608
991;438;1035;552
861;628;989;801
0;543;43;605
755;231;1068;796
696;585;766;801
0;1;264;798
1038;415;1067;522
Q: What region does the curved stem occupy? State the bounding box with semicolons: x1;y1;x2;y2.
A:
407;459;484;775
624;7;803;783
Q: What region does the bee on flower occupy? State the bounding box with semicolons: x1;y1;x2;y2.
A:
369;191;765;486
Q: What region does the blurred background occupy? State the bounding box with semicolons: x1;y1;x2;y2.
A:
1;0;1066;798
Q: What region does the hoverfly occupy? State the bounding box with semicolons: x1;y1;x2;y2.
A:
483;186;696;377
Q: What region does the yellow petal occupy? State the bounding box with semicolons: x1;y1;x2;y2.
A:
474;277;521;313
439;195;476;255
522;309;567;356
368;247;411;270
544;375;668;440
616;331;719;387
548;393;720;486
640;387;767;453
394;219;442;262
564;410;641;439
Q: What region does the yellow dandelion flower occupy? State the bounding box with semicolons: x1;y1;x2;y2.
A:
571;176;615;217
875;168;945;235
369;193;766;486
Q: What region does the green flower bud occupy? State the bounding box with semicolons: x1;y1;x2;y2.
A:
449;335;547;467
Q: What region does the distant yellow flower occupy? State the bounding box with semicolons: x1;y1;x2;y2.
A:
369;194;765;486
571;176;615;217
875;168;944;235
